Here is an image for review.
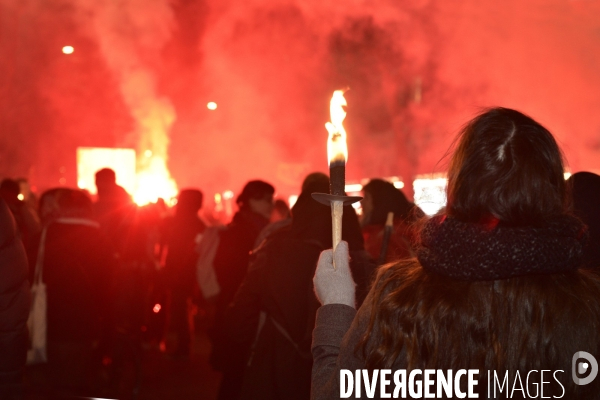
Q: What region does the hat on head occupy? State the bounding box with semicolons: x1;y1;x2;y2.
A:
236;180;275;206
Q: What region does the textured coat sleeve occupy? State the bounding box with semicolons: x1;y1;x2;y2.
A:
311;295;376;400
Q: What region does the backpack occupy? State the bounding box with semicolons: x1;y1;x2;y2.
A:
195;225;226;300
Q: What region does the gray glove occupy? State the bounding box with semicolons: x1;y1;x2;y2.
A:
313;241;356;309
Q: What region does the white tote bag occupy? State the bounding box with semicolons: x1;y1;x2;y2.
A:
27;228;47;365
195;226;224;300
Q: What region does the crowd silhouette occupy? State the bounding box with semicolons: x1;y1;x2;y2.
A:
0;108;599;400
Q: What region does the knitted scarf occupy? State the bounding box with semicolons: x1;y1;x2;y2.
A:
417;214;587;281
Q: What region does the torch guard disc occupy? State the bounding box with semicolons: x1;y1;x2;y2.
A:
311;192;363;206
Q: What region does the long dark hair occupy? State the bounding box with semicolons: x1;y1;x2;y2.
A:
447;107;568;225
361;179;419;225
357;108;600;397
360;262;600;396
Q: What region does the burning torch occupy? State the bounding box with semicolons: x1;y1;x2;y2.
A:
312;90;361;269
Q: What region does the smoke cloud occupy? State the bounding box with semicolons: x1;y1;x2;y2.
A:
1;0;599;201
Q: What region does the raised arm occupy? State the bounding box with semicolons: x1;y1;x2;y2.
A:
311;241;373;399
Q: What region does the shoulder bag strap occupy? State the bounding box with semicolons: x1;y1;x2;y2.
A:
33;227;48;285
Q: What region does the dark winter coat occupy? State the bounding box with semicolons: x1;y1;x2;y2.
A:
223;191;374;400
213;210;270;305
162;213;206;293
209;209;270;374
36;219;116;342
225;229;324;400
94;188;150;264
0;199;30;399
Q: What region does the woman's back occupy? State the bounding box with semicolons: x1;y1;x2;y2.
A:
311;108;600;399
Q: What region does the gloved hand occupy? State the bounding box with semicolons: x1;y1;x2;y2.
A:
313;241;356;308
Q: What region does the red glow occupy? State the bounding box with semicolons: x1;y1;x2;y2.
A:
2;0;600;202
153;303;162;313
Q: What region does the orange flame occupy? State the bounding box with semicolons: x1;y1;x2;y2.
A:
134;156;178;206
131;90;178;206
325;90;348;164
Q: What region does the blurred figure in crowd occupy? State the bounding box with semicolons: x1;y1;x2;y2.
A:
93;168;158;396
93;168;134;251
210;180;274;400
223;173;373;400
311;108;600;399
360;179;423;264
271;199;290;223
0;178;41;256
38;188;72;224
161;189;206;357
254;198;291;248
31;189;117;397
253;173;329;248
568;171;600;269
0;199;30;400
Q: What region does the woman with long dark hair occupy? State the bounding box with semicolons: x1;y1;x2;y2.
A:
312;108;600;399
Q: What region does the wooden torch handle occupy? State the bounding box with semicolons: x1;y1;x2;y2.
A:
331;200;344;270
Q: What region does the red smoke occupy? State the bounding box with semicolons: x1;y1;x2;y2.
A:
1;0;599;201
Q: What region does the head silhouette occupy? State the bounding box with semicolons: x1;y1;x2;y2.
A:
176;189;203;216
236;180;275;219
362;179;415;226
95;168;117;198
